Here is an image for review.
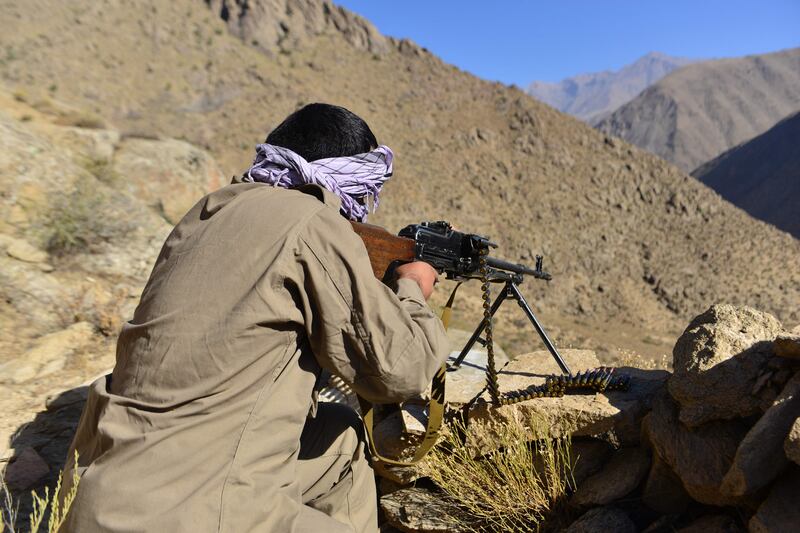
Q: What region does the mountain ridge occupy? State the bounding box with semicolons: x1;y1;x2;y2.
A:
527;52;696;122
595;47;800;171
693;110;800;238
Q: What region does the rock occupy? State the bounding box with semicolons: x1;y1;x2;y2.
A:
466;350;668;452
572;446;651;506
443;328;509;405
0;321;94;383
642;453;691;514
676;514;743;532
0;255;70;331
774;335;800;359
566;507;636;533
209;0;389;54
45;386;89;411
2;447;49;491
112;137;225;224
380;487;466;533
4;235;49;263
569;438;615;485
642;391;749;506
748;468;800;533
669;305;784;427
721;372;800;496
785;418;800;465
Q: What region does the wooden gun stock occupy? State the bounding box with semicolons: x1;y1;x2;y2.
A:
350;221;416;279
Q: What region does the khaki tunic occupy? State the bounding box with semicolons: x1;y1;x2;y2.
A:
62;183;450;532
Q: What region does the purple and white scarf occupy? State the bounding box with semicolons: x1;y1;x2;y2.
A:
243;143;394;222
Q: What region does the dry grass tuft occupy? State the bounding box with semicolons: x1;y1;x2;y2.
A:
1;478;19;533
616;349;672;371
422;416;574;532
1;453;80;533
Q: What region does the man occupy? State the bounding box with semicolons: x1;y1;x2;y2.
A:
61;104;450;532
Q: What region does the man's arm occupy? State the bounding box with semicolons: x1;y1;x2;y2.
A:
295;207;450;404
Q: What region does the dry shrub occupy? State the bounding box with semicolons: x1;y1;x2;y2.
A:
80;157;119;185
41;179;131;257
1;478;19;533
422;416;574;532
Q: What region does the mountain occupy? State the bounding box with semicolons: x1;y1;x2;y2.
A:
527;52;696;123
1;0;799;365
596;48;800;172
693;110;800;238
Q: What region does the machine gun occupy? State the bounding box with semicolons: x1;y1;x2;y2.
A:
349;220;628;468
350;220;571;377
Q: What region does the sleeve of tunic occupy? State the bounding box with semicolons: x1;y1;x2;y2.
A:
295;205;451;403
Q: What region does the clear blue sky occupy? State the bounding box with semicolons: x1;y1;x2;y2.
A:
335;1;800;85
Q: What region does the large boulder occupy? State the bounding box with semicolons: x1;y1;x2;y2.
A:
642;391;750;507
566;507;636;533
676;514;743;532
669;305;784;427
748;467;800;533
642;453;691;514
380;487;466;532
721;372;800;496
572;446;651;506
569;438;615;485
466;350;668;451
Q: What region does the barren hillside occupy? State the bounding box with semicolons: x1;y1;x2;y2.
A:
694;111;800;239
1;0;798;364
595;48;800;172
528;52;695;123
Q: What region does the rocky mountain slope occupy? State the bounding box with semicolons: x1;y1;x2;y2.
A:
693;111;800;238
527;52;695;123
1;0;798;363
0;87;225;449
595;47;800;172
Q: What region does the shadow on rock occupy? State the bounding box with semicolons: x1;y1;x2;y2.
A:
3;386;87;528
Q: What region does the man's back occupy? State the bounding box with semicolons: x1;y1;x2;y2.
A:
63;182;449;532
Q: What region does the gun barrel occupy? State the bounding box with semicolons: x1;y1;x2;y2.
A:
486;257;551;280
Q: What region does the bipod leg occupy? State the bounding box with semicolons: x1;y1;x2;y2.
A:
449;286;509;369
507;282;572;375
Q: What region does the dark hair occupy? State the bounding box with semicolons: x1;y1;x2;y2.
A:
266;103;378;161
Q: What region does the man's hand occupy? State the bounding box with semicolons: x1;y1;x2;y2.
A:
395;261;438;300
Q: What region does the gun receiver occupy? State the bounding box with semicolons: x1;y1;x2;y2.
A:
350;220;550;282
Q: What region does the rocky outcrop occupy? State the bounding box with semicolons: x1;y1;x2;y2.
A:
642;391;749;506
0;322;95;384
720;373;800;497
641;453;691;514
572;446;650;506
669;305;785;427
748;468;800;533
207;0;389;54
466;350;668;451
